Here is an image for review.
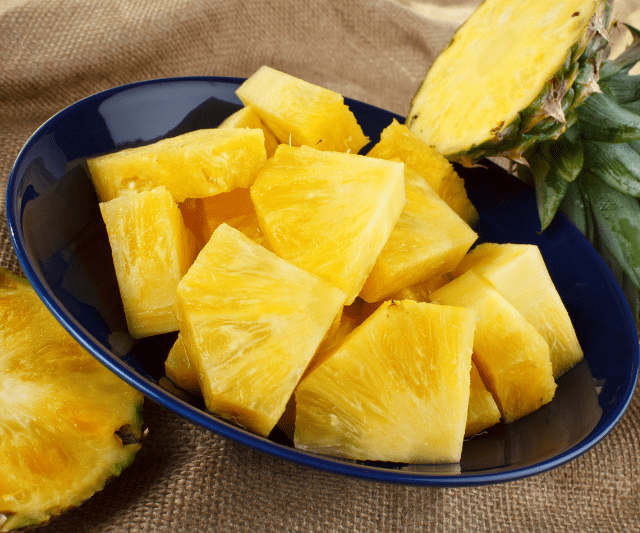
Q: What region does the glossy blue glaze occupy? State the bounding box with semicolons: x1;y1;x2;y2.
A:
6;77;639;486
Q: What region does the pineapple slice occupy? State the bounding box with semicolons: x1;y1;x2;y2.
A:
466;361;501;437
164;333;201;396
179;187;269;252
430;271;557;423
359;166;477;302
218;105;280;157
87;128;268;203
0;268;143;531
294;300;476;463
236;65;369;153
100;186;197;338
454;243;583;378
366;119;478;225
406;0;612;165
389;272;452;302
174;223;346;437
250;144;405;304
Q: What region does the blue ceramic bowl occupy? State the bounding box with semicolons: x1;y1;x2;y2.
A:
6;77;639;486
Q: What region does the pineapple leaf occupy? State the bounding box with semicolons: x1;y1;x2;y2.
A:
602;24;640;77
599;70;640;104
559;180;596;242
583;141;640;197
525;130;583;231
577;92;640;142
597;236;640;317
579;170;640;289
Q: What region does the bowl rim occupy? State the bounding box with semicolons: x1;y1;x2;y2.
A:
6;75;640;487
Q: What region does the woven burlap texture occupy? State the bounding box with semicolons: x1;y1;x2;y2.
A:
1;1;639;532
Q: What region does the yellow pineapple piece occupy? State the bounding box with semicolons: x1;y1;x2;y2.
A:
294;300;476;463
100;186;197;338
430;270;556;423
179;188;269;251
359;167;477;302
87;128;267;203
236;65;369;153
466;361;501;437
164;333;201;396
0;268;143;531
453;243;583;378
174;223;346;437
218;105;280;157
251;144;405;304
389;272;453;302
367;119;478;225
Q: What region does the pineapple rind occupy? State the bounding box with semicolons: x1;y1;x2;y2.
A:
407;0;612;166
0;268;143;532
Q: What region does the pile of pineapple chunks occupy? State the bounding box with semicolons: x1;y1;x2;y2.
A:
88;66;583;464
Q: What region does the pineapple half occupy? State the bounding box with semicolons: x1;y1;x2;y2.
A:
407;0;612;165
0;268;143;532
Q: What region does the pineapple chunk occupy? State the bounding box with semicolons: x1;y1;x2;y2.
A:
466;361;501;437
99;186;197;339
359;167;477;302
294;300;476;463
453;243;583;378
367;119;478;225
430;271;557;423
218;105;279;158
87;128;267;203
179;188;269;251
164;333;201;396
250;144;405;304
389;272;453;302
174;223;346;437
0;268;143;531
236;65;369;153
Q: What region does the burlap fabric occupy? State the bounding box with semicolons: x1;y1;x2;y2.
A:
2;1;640;531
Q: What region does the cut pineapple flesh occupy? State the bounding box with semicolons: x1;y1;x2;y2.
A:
430;271;557;423
174;223;346;437
100;186;197;338
466;361;501;437
388;272;453;303
164;333;201;396
0;268;143;532
87;128;267;203
454;243;583;378
359;166;477;302
295;300;476;463
218;105;280;157
236;65;369;153
407;0;611;164
250;144;405;304
366;119;478;225
179;187;269;252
